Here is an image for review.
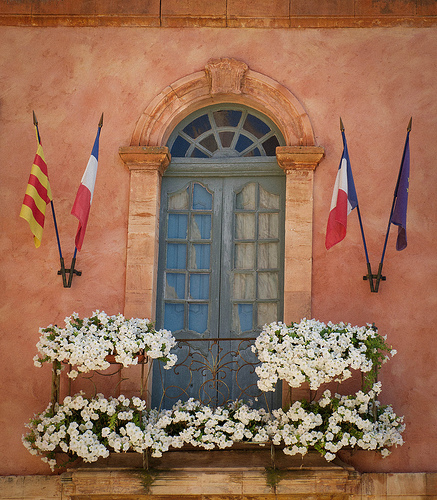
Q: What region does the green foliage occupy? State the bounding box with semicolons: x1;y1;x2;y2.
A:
137;468;160;493
264;466;287;489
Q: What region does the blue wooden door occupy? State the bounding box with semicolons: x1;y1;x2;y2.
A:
152;105;285;410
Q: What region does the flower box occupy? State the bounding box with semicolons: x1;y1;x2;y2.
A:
23;314;405;472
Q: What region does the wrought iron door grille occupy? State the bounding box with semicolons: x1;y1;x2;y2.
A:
153;337;274;411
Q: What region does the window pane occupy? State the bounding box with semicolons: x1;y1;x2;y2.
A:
168;214;188;239
233;304;253;333
243;114;271;139
235;243;255;269
258;242;278;269
168;188;189;210
257;303;277;328
233;273;255;300
213;110;242;128
191;148;209;158
190;274;210;300
259;186;279;209
189;304;208;333
193;183;212;210
262;135;280;156
235;213;256;239
183;114;211;139
171;136;190;157
235;134;253;153
191;244;210;270
258;272;278;299
167;243;187;269
259;213;279;239
164;303;185;331
192;214;211;239
200;134;218;153
236;183;256;210
219;131;234;148
165;273;185;299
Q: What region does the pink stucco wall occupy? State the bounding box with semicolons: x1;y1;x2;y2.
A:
0;26;436;475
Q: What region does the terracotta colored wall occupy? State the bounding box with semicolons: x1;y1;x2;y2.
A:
0;25;436;476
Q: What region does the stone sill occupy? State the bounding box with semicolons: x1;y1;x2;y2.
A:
57;449;360;498
55;448;361;498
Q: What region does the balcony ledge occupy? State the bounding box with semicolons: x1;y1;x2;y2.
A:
60;447;360;499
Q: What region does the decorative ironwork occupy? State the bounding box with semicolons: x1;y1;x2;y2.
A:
50;339;278;411
51;356;152;408
153;337;274;411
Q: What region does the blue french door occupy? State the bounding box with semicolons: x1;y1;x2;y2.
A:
152;162;285;410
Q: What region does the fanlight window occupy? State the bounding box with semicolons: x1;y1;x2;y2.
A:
168;105;284;158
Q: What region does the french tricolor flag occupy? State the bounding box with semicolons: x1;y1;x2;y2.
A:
71;121;102;251
325;130;358;250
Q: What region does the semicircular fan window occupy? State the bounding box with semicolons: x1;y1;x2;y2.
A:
167;105;284;158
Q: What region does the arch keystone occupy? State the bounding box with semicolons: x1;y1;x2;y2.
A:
205;58;248;95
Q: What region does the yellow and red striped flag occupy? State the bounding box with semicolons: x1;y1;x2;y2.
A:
20;122;53;247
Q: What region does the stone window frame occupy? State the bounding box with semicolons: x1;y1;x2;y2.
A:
119;58;324;329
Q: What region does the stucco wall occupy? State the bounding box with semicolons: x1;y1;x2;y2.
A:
0;26;436;476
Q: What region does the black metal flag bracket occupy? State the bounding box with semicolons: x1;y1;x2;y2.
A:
363;265;386;293
57;255;82;288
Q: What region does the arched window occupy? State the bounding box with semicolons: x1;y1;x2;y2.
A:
168;104;284;158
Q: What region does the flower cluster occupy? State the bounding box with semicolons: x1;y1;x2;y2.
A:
252;320;395;392
268;382;404;461
34;311;177;378
23;386;404;471
144;399;271;457
23;393;147;470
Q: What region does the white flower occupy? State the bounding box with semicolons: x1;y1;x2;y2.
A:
33;311;178;376
23;389;405;470
253;320;395;393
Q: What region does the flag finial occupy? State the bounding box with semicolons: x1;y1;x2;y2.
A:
98;113;104;128
33;111;38;127
340;117;345;132
407;117;412;132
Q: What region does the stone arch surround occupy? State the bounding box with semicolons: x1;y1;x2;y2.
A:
131;58;316;147
119;58;324;332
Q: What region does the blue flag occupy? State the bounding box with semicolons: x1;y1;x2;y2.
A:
390;130;410;251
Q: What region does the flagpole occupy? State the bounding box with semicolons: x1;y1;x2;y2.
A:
67;113;103;287
339;118;375;292
66;247;79;288
374;117;412;292
32;111;69;287
51;201;69;288
356;205;375;293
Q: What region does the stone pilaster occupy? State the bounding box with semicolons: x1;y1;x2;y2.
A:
276;146;325;323
119;146;170;320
